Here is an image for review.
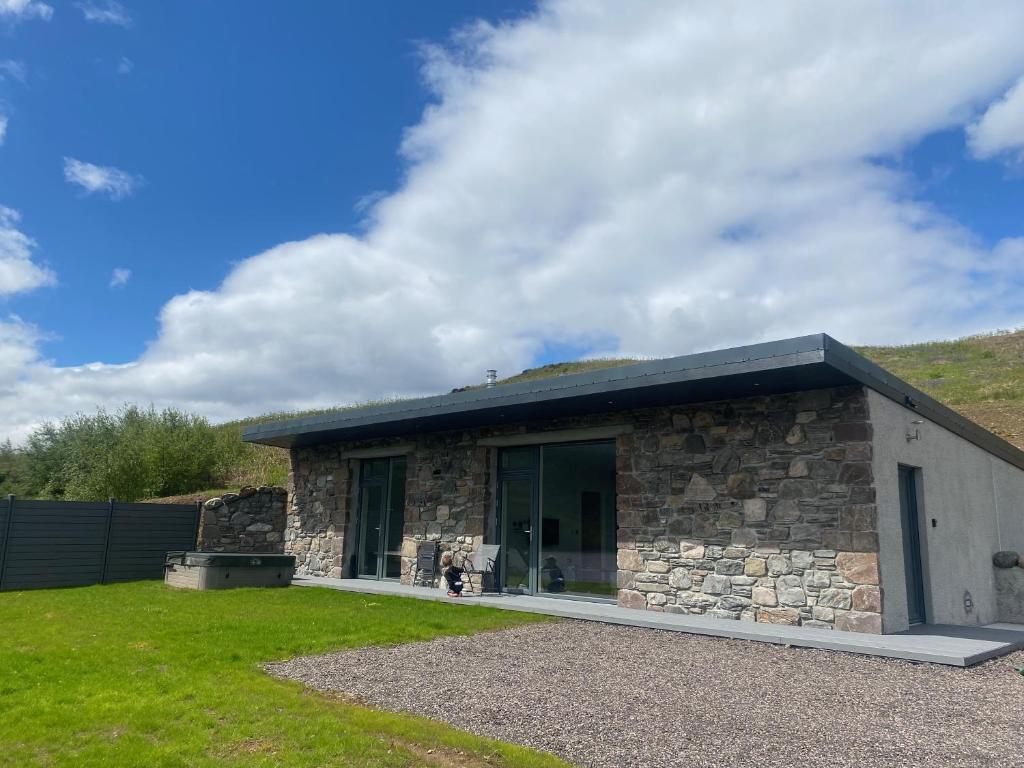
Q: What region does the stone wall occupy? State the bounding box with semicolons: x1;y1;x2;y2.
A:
616;386;882;632
287;385;884;631
284;446;354;577
400;433;490;589
197;485;287;553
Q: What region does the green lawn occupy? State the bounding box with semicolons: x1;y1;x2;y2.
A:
0;582;566;768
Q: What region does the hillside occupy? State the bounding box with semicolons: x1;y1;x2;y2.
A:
147;329;1024;502
857;330;1024;448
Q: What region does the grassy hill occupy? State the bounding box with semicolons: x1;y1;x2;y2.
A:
152;329;1024;502
857;330;1024;449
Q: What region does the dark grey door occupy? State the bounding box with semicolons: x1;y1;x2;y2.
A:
357;456;407;580
898;465;926;625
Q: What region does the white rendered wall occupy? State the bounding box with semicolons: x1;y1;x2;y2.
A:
869;389;1024;631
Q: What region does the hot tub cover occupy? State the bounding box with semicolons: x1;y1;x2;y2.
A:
165;551;296;568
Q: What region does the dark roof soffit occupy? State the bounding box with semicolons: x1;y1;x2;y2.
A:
243;333;1024;472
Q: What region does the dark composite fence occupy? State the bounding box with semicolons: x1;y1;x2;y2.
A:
0;496;201;591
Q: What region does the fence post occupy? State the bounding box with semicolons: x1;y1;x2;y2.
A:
100;496;116;584
192;500;203;551
0;494;14;592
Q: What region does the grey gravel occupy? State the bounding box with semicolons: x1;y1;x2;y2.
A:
268;620;1024;768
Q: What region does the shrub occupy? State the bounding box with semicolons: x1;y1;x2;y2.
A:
20;405;225;502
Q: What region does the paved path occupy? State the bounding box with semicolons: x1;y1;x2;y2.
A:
293;576;1024;666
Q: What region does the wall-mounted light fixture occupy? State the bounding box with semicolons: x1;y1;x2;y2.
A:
906;419;924;442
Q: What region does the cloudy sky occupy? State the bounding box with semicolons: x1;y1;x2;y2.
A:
1;1;1023;441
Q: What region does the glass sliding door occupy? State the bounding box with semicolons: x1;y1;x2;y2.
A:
539;442;617;597
498;446;538;594
383;458;407;579
497;441;617;599
357;456;407;580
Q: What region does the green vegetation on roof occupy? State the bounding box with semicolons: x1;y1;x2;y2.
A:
855;329;1024;405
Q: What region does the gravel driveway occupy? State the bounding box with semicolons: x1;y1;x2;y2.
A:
268;620;1024;768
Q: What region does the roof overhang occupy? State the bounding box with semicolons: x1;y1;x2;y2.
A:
242;333;1024;472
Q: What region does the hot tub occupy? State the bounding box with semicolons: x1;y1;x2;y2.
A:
164;551;295;590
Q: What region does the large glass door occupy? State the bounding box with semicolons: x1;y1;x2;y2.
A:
501;477;536;593
497;441;617;599
357;456;407;580
539;442;617;597
498;446;538;594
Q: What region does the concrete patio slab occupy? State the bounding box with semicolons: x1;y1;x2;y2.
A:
292;576;1024;667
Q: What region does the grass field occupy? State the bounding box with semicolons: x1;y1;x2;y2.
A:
0;582;565;768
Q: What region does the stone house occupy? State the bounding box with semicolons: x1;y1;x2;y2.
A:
244;334;1024;634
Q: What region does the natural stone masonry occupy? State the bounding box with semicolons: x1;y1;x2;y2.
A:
284;447;355;577
400;435;489;589
197;485;288;553
287;385;884;631
615;386;882;632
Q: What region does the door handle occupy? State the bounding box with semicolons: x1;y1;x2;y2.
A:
523;528;532;537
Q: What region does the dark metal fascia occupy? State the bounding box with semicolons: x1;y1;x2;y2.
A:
242;334;830;444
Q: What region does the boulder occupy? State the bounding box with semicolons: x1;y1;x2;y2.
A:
993;551;1020;569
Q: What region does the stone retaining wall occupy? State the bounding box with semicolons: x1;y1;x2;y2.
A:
197;485;287;553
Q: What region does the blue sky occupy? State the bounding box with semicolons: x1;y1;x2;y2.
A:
888;129;1022;249
1;2;1023;438
2;0;531;365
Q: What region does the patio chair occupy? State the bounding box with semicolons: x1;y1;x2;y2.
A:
462;543;500;594
414;541;438;587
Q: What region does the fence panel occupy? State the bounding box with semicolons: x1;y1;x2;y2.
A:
0;498;200;592
104;503;199;583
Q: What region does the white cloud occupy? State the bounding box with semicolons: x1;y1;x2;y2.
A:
968;76;1024;162
116;56;134;75
0;0;52;22
0;61;26;141
109;267;131;288
63;157;143;200
0;206;55;297
4;1;1024;441
76;0;130;27
0;60;27;83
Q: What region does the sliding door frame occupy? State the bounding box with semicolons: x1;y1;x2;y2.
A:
495;439;617;602
355;456;406;581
